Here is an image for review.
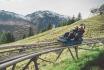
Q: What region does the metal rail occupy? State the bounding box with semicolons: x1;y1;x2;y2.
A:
0;41;58;49
0;47;66;69
0;37;104;54
0;41;58;53
0;37;103;70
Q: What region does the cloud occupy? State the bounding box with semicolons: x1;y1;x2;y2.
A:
0;0;11;2
0;0;103;18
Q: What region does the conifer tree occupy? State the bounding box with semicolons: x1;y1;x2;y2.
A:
23;34;26;39
28;27;34;36
0;32;7;44
0;32;15;44
71;15;76;23
77;12;82;20
47;24;52;30
6;32;15;42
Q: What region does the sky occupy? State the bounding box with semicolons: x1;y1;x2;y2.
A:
0;0;104;18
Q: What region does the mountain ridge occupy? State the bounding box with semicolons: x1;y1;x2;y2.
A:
0;10;68;40
26;10;69;32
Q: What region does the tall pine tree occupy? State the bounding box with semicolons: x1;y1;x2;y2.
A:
47;24;52;30
6;32;15;42
0;32;15;44
28;27;34;36
77;12;82;20
0;32;7;44
71;15;76;23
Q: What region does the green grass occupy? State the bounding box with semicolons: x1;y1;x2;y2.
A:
40;45;104;70
6;44;104;70
0;15;104;47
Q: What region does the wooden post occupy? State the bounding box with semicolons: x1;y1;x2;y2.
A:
68;48;76;60
1;67;6;70
23;59;32;70
39;58;54;63
55;49;64;61
74;46;79;59
12;64;16;70
33;56;39;70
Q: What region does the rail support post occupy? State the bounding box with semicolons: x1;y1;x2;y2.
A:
33;56;39;70
75;46;79;59
1;67;6;70
68;48;76;60
23;59;33;70
12;64;16;70
23;56;39;70
55;49;64;61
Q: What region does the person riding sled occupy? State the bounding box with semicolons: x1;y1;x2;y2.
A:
58;24;85;46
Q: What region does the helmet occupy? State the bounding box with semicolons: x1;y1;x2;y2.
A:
80;24;85;29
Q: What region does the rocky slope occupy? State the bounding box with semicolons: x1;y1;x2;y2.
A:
0;10;68;40
26;10;69;32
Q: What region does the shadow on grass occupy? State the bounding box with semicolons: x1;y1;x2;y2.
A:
81;51;104;70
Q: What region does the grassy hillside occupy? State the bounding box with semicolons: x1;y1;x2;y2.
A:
1;15;104;46
6;44;104;70
41;45;104;70
2;15;104;70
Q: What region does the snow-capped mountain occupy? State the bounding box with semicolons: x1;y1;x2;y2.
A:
26;10;69;32
0;10;28;20
0;10;69;40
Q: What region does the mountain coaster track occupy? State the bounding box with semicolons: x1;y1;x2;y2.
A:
0;37;104;70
